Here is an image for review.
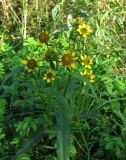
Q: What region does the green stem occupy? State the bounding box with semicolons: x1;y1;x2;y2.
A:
63;73;71;96
34;76;43;106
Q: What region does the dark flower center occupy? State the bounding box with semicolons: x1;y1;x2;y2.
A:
80;28;87;34
84;58;90;65
85;74;91;81
62;54;74;65
27;59;38;69
47;72;53;78
39;32;49;43
45;53;52;61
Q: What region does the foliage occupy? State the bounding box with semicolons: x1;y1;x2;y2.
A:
0;0;126;160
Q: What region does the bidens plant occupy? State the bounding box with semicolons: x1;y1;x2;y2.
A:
1;19;95;160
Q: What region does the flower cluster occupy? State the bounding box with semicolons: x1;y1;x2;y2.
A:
22;19;95;85
72;18;95;85
79;55;95;85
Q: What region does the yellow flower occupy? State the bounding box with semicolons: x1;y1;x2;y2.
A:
45;48;55;62
22;56;38;72
59;51;78;69
80;70;95;85
38;31;50;44
77;22;92;37
81;55;93;69
43;70;56;83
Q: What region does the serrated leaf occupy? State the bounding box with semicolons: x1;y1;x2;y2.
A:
0;66;23;88
12;128;48;160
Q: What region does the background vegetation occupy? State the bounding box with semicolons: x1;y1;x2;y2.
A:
0;0;126;159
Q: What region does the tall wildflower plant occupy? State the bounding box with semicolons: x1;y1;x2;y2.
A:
19;17;95;160
0;16;95;160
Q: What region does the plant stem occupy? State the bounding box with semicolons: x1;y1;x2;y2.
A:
63;73;71;96
22;0;28;39
34;76;43;106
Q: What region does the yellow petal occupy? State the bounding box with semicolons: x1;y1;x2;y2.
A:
83;34;87;37
26;56;31;60
82;62;84;65
47;79;51;83
87;65;91;69
22;60;27;64
90;60;93;64
88;27;92;33
91;75;95;79
43;77;47;80
71;63;75;68
81;55;84;60
75;57;78;60
89;70;93;74
90;80;95;83
72;52;75;56
80;72;83;76
84;70;87;75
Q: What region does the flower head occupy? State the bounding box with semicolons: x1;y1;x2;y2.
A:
81;55;93;69
72;115;80;121
77;22;92;37
45;48;55;62
59;51;78;69
38;31;50;44
80;70;95;85
22;56;38;72
43;70;56;83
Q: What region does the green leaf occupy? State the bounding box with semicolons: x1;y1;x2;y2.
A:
13;128;48;160
113;80;126;93
0;133;5;140
56;104;72;160
13;154;31;160
0;66;23;88
111;101;120;114
10;138;19;145
80;110;101;120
